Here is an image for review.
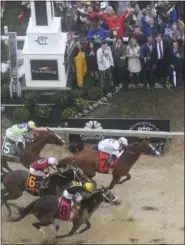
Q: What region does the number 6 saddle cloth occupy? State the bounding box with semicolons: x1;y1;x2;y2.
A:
25;174;41;195
98;152;119;174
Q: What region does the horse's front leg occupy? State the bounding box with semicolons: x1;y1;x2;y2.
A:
118;173;131;184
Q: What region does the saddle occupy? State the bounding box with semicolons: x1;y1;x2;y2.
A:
1;137;20;159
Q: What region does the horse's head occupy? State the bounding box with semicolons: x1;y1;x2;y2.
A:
136;137;161;157
33;128;65;146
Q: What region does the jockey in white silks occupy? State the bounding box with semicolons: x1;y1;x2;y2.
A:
5;121;36;152
98;137;128;167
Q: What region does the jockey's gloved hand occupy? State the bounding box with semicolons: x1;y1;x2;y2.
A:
25;138;33;143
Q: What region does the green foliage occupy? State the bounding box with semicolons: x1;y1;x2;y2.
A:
35;105;52;120
23;92;39;107
60;108;77;120
13;107;30;121
70;89;83;99
1;71;10;84
1;83;10;100
87;86;104;101
82;74;96;94
74;98;89;112
103;84;114;95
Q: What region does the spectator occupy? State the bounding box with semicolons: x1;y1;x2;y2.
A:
155;33;170;87
164;23;182;42
85;41;98;80
86;20;110;44
168;40;183;87
111;38;127;86
140;36;158;90
127;37;142;88
101;8;129;38
97;41;114;87
66;6;78;33
64;32;78;87
132;25;147;46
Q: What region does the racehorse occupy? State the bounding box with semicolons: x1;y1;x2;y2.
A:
58;138;160;196
1;167;88;217
1;128;65;173
8;187;117;238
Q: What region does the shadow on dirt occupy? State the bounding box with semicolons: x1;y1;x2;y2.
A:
141;206;159;211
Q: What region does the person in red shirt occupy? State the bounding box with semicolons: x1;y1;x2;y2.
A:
101;9;129;38
29;157;58;189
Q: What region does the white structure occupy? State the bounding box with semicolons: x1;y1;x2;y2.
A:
22;0;68;90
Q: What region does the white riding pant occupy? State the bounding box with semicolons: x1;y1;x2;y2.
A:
29;167;45;177
63;190;82;204
98;141;122;158
6;128;24;144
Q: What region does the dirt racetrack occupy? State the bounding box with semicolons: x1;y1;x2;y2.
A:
2;138;184;244
1;87;184;244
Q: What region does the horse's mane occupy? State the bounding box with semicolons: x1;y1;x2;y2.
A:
81;189;102;204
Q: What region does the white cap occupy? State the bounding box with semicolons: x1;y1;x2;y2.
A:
100;2;107;9
48;157;58;166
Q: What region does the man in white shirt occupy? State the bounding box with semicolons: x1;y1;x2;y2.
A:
97;41;114;87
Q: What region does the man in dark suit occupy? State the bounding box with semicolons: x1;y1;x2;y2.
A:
111;38;129;88
140;36;158;90
168;40;183;87
132;25;147;47
154;33;170;88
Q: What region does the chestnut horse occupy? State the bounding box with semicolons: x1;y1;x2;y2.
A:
1;128;65;173
58;139;160;194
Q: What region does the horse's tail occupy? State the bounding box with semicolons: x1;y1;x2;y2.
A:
68;142;85;153
8;200;37;222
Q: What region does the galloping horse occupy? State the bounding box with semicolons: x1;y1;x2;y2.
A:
2;167;88;217
1;128;65;173
8;187;117;237
58;138;160;193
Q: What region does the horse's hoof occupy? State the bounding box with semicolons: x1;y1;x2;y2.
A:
114;200;121;206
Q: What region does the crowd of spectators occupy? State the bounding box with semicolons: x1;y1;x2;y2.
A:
56;0;184;91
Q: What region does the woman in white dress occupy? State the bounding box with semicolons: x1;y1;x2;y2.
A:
127;37;142;88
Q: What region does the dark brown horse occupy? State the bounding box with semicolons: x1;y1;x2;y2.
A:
58;138;160;193
1;128;65;173
1;167;89;217
7;187;117;238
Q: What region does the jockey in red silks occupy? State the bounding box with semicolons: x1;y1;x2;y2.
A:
29;157;58;189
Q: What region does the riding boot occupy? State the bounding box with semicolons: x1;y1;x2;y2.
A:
17;142;23;153
39;176;48;190
108;154;116;168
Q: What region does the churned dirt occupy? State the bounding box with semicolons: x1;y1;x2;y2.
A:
1;86;184;244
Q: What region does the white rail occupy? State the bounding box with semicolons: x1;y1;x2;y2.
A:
37;127;184;138
1;35;25;42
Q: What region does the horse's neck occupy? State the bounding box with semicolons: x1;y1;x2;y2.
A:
33;139;47;154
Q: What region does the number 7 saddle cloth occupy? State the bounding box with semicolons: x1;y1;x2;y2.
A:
98;152;119;174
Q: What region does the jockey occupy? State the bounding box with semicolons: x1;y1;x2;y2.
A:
29;157;58;189
98;137;128;167
62;180;95;213
5;121;36;152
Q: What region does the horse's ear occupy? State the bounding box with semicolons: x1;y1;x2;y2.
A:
137;137;143;142
101;185;105;190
